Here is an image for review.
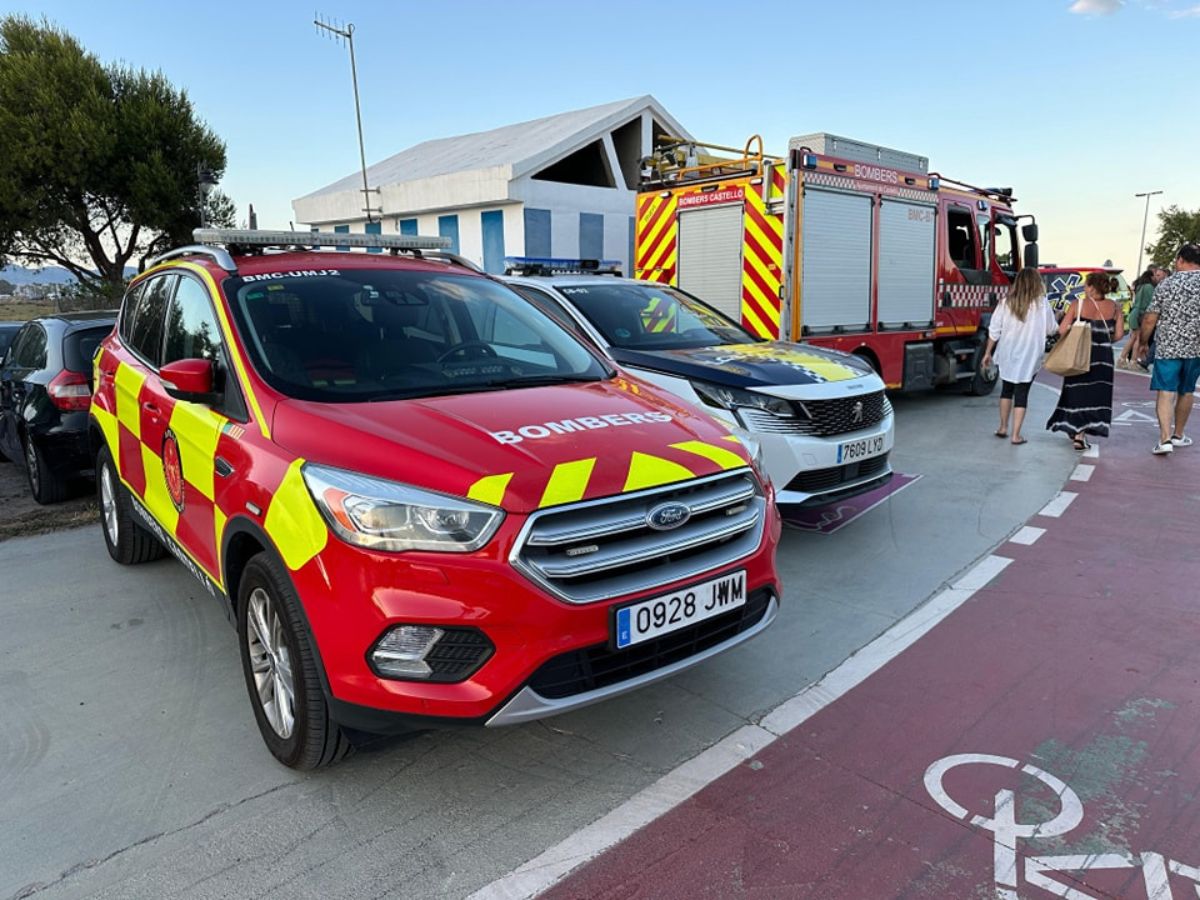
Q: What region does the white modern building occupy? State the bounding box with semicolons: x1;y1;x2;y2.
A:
291;96;690;275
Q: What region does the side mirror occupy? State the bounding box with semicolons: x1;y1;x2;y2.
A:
1021;222;1039;242
160;358;218;404
1023;243;1040;269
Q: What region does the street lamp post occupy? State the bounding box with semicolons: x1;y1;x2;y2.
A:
1134;190;1163;275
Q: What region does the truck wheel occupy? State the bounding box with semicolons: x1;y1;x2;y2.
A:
97;445;166;564
237;552;352;770
24;432;68;504
966;352;999;396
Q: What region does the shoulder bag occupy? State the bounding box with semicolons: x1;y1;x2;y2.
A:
1044;298;1093;377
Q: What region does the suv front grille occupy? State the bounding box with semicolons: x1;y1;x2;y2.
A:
513;471;765;604
527;587;774;699
736;392;890;437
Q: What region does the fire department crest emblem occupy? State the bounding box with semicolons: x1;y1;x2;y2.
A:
162;431;185;512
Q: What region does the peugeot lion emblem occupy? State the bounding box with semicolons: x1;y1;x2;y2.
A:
851;400;864;424
647;501;691;531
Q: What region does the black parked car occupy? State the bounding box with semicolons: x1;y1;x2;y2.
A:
0;312;117;502
0;321;22;361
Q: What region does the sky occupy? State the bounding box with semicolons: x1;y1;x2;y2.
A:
11;0;1199;275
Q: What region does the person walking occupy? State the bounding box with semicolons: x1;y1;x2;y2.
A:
1046;272;1124;449
982;267;1058;444
1119;265;1168;369
1138;243;1200;455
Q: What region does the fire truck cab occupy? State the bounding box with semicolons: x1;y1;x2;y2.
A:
635;134;1039;395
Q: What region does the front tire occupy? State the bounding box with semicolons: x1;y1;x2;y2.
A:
966;348;999;396
237;552;351;770
97;445;166;564
24;432;67;504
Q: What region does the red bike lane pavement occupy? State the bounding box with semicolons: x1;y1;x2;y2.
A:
544;370;1200;900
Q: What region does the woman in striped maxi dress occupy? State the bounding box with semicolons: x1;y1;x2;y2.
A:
1046;272;1125;449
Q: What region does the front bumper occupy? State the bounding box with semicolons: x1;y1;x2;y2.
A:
295;495;782;730
753;414;896;506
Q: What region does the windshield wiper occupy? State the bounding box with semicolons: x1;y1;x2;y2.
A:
368;383;509;402
478;373;606;390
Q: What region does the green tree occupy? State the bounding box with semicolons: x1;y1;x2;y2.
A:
0;16;235;294
1146;206;1200;268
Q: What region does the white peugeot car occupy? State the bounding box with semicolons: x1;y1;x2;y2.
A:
503;262;894;507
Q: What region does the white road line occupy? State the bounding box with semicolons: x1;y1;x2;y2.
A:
470;554;1014;900
1082;444;1100;459
1070;464;1095;482
1009;526;1046;546
1038;491;1078;518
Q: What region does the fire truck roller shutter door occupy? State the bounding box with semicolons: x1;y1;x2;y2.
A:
801;190;873;331
678;203;744;321
877;199;937;329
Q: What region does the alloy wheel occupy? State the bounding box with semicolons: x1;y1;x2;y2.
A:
246;587;296;739
100;465;119;546
24;437;39;494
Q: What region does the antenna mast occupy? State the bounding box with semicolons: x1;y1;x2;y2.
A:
315;14;381;223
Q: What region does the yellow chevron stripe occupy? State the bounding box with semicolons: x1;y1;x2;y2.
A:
742;272;781;329
670;440;747;471
539;458;596;509
624;452;695;493
639;202;677;266
739;299;770;339
468;472;513;507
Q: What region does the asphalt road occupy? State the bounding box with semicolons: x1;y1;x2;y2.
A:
0;385;1079;900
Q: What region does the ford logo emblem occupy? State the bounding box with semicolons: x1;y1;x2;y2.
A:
647;501;691;531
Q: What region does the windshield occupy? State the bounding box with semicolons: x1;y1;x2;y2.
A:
224;268;609;403
554;282;755;351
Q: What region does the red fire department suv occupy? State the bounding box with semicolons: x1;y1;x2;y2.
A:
90;229;781;768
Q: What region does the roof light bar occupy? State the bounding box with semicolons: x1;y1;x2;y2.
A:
503;256;623;276
193;228;451;251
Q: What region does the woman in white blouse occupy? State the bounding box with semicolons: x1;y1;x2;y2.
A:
981;268;1059;445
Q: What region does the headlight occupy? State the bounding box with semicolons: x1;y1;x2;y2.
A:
691;380;794;418
302;463;504;553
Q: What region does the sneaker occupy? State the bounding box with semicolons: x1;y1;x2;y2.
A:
1170;434;1193;447
1152;441;1174;455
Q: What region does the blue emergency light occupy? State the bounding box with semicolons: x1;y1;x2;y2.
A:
503;256;623;276
928;176;941;190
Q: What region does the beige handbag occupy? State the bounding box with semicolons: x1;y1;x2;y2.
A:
1045;300;1093;377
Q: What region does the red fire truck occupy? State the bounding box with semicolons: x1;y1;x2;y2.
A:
635;134;1039;394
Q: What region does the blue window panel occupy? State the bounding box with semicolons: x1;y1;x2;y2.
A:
524;208;551;257
580;212;604;260
628;216;635;277
334;223;349;252
365;220;382;253
438;215;460;254
481;210;505;274
398;218;418;236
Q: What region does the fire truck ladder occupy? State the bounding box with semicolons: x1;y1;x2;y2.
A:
640;135;783;189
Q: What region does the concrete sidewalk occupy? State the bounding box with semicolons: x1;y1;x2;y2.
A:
538;369;1200;899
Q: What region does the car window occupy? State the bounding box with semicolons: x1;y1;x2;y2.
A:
163;275;223;365
63;326;113;373
224;268;608;403
0;326;19;361
125;275;176;366
9;323;48;369
510;285;591;341
553;282;754;351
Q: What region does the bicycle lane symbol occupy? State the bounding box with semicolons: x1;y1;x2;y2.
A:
924;753;1200;899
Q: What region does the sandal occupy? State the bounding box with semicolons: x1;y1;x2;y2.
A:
1012;437;1028;445
994;430;1008;438
1073;436;1090;451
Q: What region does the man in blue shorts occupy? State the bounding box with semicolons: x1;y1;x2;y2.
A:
1139;243;1200;455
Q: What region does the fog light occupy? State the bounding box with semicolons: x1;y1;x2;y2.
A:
371;625;443;678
